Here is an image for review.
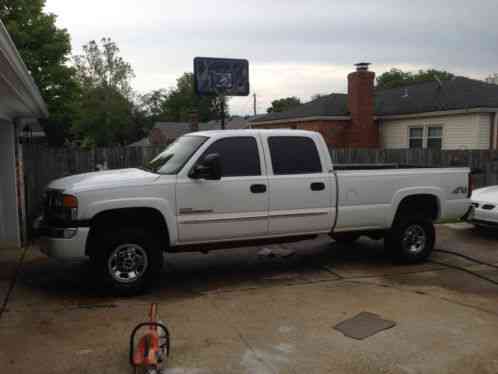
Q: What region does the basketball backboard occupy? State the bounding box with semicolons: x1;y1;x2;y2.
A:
194;57;249;96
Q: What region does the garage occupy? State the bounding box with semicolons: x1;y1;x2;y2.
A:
0;21;47;249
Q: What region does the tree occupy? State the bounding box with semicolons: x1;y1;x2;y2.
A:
267;97;301;113
311;93;327;101
1;0;80;145
72;38;139;146
376;68;455;89
485;73;498;85
161;73;227;122
139;89;168;119
73;38;135;97
135;89;169;131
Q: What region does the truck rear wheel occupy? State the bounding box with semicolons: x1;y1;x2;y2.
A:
386;218;435;264
95;228;163;295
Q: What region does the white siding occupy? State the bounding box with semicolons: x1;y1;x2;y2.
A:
380;113;491;150
478;113;491;149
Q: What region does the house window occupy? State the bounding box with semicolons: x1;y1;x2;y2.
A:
409;127;424;148
409;126;443;149
427;126;443;149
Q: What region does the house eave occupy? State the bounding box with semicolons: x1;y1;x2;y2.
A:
250;116;351;126
376;108;498;121
0;21;48;119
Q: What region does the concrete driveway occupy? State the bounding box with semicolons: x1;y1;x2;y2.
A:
1;224;498;374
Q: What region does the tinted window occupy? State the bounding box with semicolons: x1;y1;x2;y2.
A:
201;137;261;177
268;137;322;175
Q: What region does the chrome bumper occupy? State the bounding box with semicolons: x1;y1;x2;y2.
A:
37;227;89;260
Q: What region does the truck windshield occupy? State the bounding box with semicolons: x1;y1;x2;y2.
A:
148;135;208;174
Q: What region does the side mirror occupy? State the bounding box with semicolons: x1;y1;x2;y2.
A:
189;153;222;180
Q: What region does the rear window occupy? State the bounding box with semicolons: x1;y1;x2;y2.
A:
268;136;322;175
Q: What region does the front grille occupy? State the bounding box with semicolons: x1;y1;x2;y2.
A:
482;204;496;210
43;189;66;226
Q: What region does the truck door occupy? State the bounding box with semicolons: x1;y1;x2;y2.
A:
262;134;335;235
176;135;269;243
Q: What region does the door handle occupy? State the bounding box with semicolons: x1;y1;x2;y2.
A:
250;184;267;194
310;182;325;191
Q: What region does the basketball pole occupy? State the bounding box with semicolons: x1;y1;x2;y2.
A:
220;94;225;130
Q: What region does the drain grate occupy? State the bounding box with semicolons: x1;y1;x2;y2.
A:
334;312;396;340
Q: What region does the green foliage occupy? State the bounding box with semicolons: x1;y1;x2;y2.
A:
311;93;326;101
73;38;135;97
72;86;138;147
72;38;141;147
267;97;301;113
376;68;455;89
1;0;80;145
160;73;228;122
485;73;498;85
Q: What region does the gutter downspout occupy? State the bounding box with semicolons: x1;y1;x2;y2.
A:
13;118;27;247
493;112;498;150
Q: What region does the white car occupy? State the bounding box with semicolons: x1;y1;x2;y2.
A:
469;186;498;228
36;129;471;293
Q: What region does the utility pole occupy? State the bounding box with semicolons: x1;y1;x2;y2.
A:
253;93;257;116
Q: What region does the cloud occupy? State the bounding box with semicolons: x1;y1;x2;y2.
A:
45;0;498;114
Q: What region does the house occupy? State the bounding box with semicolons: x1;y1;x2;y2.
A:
0;21;48;249
250;63;498;150
128;116;254;146
18;121;47;144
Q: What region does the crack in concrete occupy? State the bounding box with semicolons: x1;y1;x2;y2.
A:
0;245;29;321
344;279;498;318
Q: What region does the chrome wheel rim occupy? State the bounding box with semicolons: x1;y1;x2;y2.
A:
402;224;427;254
108;244;148;284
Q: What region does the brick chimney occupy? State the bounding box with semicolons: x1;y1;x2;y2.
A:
190;111;199;132
346;62;378;148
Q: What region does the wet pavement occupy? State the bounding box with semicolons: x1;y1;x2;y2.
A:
1;224;498;373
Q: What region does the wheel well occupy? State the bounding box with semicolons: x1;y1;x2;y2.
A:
85;208;169;256
394;194;440;223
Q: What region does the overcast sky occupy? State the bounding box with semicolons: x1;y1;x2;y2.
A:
45;0;498;115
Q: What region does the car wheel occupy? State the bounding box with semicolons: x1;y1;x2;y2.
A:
331;232;361;244
96;228;163;295
386;218;435;264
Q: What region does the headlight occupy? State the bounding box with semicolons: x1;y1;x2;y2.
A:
62;194;78;221
45;192;78;223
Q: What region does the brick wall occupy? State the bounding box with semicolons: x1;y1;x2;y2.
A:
255;120;349;147
149;128;166;145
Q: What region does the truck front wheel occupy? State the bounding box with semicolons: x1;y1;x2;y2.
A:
95;228;163;295
386;219;435;264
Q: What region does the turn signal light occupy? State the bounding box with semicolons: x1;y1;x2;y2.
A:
62;195;78;209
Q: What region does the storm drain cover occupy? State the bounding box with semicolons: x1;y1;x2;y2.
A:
334;312;396;340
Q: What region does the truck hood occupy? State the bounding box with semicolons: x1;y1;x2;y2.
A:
47;168;161;193
472;186;498;204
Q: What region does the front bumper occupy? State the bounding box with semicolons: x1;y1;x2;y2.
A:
37;227;89;260
466;204;498;228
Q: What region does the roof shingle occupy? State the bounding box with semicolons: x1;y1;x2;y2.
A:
251;77;498;123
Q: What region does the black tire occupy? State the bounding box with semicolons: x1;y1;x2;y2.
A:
386;218;435;264
331;232;361;244
95;228;163;295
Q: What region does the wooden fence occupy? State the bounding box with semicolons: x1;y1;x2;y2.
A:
23;145;498;225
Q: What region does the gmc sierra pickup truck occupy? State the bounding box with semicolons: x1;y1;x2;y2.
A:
37;129;471;293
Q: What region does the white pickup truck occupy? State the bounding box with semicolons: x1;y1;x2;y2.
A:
37;129;471;293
